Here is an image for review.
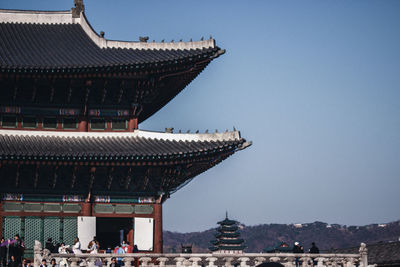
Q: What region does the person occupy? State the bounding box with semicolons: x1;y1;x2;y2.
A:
0;237;7;267
9;235;23;265
114;244;125;266
50;259;58;267
58;243;70;254
309;242;319;266
109;257;120;267
7;256;17;267
293;242;303;267
40;259;47;267
309;242;319;253
72;238;82;254
87;237;98;254
45;238;56;253
22;259;28;267
132;245;139;267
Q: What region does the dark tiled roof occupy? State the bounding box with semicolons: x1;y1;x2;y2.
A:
215;232;240;238
0;22;219;71
328;241;400;266
0;130;245;162
218;218;237;225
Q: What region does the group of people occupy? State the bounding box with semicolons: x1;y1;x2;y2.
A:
1;235;25;267
43;236;139;267
293;242;320;266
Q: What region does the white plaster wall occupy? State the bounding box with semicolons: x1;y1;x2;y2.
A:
134;218;154;251
77;216;96;251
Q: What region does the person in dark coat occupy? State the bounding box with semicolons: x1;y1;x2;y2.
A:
9;235;23;265
109;257;120;267
309;242;319;266
293;242;303;267
0;237;7;267
7;256;17;267
40;259;48;267
309;242;319;254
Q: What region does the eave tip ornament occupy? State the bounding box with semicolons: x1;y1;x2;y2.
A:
72;0;85;18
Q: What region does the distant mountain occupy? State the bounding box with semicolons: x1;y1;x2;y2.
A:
163;220;400;253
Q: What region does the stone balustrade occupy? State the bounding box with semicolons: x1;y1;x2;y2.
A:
33;242;371;267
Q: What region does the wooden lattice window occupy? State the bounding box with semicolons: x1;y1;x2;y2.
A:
43;117;58;129
63;118;78;129
90;118;106;130
111;118;127;130
22;117;38;128
1;115;17;128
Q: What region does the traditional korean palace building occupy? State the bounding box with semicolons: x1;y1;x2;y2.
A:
0;1;250;255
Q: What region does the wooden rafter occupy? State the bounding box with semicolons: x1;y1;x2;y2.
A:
67;79;73;103
106;167;114;190
31;78;38;102
52;165;59;189
117;80;125;104
33;164;40;189
15;164;20;187
71;166;78;189
101;80;108;104
124;167;132;190
88;166;96;191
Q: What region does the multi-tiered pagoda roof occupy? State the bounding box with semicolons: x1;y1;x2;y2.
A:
209;216;246;253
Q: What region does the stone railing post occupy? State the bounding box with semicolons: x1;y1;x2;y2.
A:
174;257;186;267
269;257;281;263
315;257;325;267
205;257;218;267
283;257;295;267
123;257;132;267
238;257;250;267
223;257;234;267
157;257;169;267
87;257;96;267
69;258;80;267
189;257;202;267
300;257;309;267
33;241;43;267
140;257;152;267
254;257;266;266
359;243;368;267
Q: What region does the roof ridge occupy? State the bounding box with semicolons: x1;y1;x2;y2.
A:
0;9;216;51
0;129;243;142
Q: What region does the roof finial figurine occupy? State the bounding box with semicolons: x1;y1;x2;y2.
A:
72;0;85;18
139;36;149;43
226;211;228;219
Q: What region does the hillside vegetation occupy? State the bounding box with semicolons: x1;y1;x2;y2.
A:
164;220;400;253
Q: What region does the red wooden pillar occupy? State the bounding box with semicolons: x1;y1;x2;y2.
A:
81;202;92;216
128;118;138;132
78;118;88;132
153;203;163;253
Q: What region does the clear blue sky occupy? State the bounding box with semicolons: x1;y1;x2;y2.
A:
2;0;400;232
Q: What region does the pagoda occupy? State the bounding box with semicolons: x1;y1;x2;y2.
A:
0;0;251;255
209;214;246;254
